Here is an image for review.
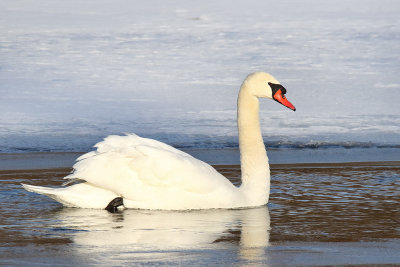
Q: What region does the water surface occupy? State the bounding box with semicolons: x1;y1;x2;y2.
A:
1;161;399;266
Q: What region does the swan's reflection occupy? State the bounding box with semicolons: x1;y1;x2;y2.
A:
52;206;270;264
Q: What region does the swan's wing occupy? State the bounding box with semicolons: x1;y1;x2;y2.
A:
66;134;236;205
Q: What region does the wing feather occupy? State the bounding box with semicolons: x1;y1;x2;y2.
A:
66;134;236;204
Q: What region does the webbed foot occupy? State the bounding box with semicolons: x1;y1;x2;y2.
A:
105;197;124;213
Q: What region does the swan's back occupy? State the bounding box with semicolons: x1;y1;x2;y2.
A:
66;134;238;209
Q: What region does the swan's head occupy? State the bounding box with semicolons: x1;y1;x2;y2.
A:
244;72;296;111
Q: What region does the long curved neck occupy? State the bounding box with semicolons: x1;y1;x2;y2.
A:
237;83;270;203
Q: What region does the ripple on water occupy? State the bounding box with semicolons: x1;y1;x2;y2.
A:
0;162;399;265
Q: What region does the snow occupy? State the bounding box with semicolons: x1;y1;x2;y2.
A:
1;0;399;152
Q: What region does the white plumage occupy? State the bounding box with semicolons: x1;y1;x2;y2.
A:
23;72;295;210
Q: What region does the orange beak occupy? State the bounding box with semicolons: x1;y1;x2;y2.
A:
273;89;296;111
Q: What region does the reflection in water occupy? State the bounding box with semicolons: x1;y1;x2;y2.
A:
51;207;270;264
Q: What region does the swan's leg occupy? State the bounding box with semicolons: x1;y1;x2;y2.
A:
105;197;124;213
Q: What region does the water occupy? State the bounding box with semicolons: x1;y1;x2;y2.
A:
1;163;399;266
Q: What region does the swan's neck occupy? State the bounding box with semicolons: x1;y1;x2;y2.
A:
237;84;270;203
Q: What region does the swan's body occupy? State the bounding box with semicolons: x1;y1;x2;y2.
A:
23;72;295;210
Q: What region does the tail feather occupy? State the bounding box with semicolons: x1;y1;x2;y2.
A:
22;183;54;194
22;183;79;207
21;183;120;209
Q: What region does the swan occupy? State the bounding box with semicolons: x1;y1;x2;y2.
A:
22;72;295;211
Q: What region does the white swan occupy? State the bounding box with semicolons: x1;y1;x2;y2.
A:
22;72;295;211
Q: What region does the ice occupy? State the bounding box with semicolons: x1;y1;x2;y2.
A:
1;0;399;152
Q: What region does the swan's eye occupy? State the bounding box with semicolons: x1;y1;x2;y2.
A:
269;82;288;98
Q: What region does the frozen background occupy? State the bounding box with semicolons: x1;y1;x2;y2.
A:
1;0;399;153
